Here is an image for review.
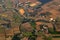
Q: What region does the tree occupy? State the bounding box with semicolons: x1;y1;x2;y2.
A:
29;20;36;30
42;34;52;40
6;0;12;8
45;12;52;16
28;30;37;40
55;16;60;25
12;33;21;40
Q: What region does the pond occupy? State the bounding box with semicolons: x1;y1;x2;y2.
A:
38;0;52;5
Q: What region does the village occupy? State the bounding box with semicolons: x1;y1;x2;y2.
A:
0;0;60;40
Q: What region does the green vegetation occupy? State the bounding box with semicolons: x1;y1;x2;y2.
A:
48;27;60;34
47;36;52;40
52;36;60;38
46;12;52;16
6;0;12;8
29;21;36;29
0;27;4;33
48;28;54;33
55;16;60;25
12;33;21;40
37;31;43;35
42;34;52;40
13;14;20;23
23;32;33;37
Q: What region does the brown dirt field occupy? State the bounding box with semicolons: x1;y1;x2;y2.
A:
52;38;60;40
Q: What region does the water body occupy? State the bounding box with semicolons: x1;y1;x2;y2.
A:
38;0;52;5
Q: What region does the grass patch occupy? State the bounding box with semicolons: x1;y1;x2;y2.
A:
52;36;60;38
48;28;60;34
